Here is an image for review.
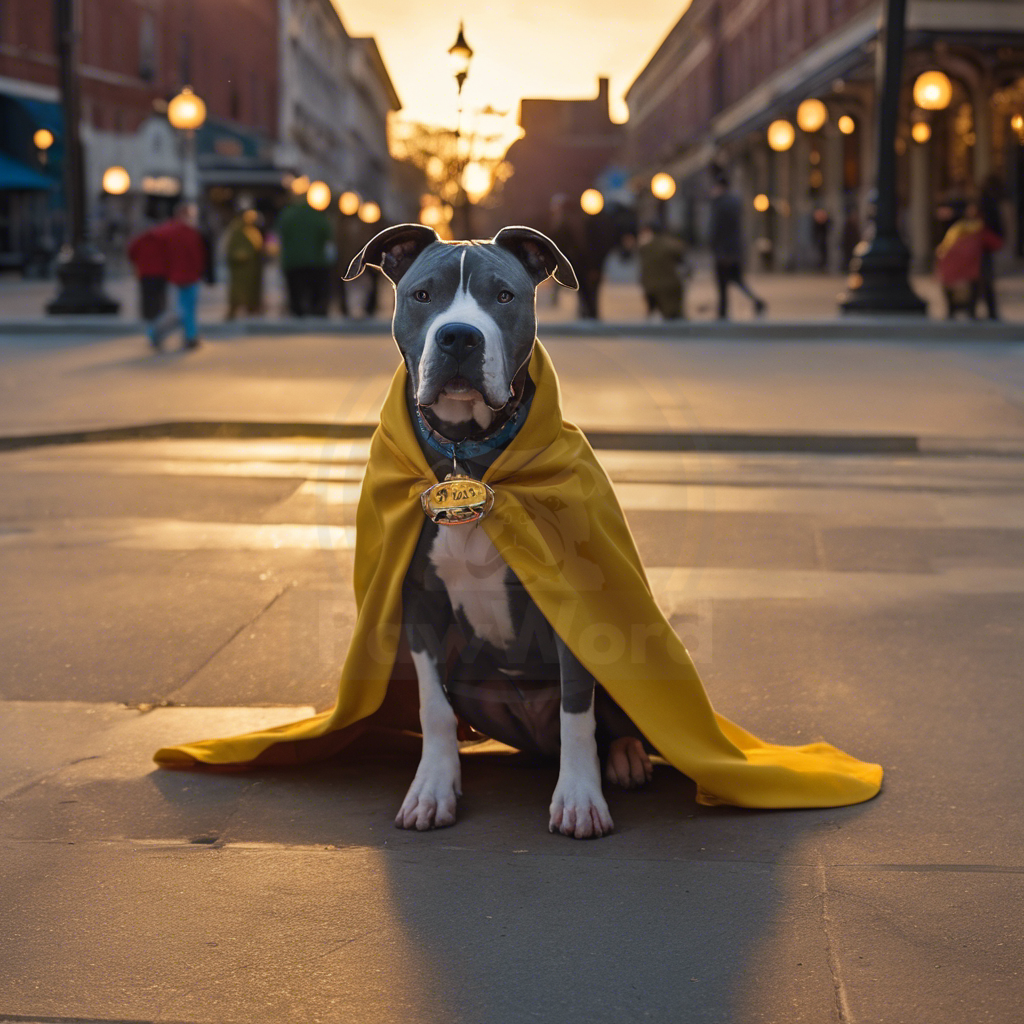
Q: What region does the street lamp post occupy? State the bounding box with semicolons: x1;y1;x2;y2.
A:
46;0;119;314
167;86;207;203
448;22;473;239
839;0;926;315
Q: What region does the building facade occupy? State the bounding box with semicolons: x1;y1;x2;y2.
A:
625;0;1024;272
0;0;405;271
0;0;281;266
497;77;626;231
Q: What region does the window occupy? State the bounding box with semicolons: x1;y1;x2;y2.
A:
139;11;157;81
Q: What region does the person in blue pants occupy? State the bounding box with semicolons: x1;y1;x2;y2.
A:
154;202;206;350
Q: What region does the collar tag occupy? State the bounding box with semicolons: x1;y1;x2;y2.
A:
421;474;495;525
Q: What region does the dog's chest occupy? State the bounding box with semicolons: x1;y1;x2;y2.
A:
428;525;515;650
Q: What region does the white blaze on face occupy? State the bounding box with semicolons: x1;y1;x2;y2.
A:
417;249;507;408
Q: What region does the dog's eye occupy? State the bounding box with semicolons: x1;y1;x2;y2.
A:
413;289;430;303
497;290;514;303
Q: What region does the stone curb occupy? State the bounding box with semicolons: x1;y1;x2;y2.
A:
2;420;1023;457
1;317;1022;342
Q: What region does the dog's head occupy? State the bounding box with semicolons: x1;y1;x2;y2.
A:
344;225;577;433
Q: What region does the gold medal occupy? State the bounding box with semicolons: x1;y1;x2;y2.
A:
421;474;495;525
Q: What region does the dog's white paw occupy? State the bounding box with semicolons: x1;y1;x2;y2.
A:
395;754;462;831
604;736;653;789
549;776;614;839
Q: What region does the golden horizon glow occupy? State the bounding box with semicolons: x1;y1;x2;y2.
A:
334;1;690;131
102;166;131;195
838;114;856;135
913;71;952;111
339;190;361;215
767;119;795;152
33;128;54;150
753;193;770;212
167;86;207;131
796;98;827;133
307;181;332;210
580;188;604;215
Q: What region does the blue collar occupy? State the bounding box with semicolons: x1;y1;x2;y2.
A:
413;394;530;466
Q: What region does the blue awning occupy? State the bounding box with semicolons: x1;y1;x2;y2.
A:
14;96;63;136
0;151;56;190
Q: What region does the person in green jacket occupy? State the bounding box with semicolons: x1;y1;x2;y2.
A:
636;223;689;320
276;196;333;317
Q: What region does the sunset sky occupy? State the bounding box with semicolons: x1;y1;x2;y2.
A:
335;0;689;128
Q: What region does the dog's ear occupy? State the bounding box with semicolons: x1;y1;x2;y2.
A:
343;224;440;283
492;225;579;290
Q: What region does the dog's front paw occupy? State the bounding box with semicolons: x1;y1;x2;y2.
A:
395;754;461;831
549;777;614;839
604;736;653;789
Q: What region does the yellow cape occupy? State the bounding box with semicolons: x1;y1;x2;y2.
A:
154;342;882;809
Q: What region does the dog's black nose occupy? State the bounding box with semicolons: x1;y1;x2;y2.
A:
435;322;483;361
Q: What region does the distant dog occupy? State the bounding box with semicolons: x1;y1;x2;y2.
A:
344;226;654;839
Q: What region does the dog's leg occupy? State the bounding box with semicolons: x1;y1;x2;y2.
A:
548;634;614;838
396;595;462;831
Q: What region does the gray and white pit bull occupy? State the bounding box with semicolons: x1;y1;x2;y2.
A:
344;224;655;839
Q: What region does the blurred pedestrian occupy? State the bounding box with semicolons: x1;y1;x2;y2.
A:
277;196;332;317
709;168;766;319
636;223;688;320
154;201;206;350
547;194;592;317
335;210;378;319
936;201;988;319
127;219;168;351
812;208;831;270
224;208;265;319
978;174;1005;320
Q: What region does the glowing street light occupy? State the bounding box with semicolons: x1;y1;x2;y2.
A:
767;119;795;152
306;180;331;211
753;193;770;213
911;120;932;144
167;86;206;131
339;190;361;216
101;165;131;195
448;21;473;93
358;201;381;224
651;172;676;200
913;71;952;111
796;98;827;133
290;175;310;196
34;128;55;151
167;86;206;202
580;188;604;215
838;115;856;135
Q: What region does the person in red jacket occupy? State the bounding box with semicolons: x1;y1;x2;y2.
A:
127;221;168;350
154;201;207;350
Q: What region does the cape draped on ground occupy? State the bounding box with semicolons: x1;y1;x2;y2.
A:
154;342;882;809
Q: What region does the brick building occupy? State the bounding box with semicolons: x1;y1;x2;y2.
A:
625;0;1024;272
0;0;281;266
494;77;625;233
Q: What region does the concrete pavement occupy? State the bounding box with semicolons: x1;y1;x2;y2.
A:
1;329;1023;1022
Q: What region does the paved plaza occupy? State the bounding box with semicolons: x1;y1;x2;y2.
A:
0;327;1022;1022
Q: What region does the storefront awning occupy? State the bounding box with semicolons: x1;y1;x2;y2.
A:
0;152;55;190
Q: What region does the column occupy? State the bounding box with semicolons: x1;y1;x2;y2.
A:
822;118;845;272
791;127;812;270
909;134;931;273
774;146;792;270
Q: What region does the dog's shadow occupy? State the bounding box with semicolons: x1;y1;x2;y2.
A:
149;735;868;1021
